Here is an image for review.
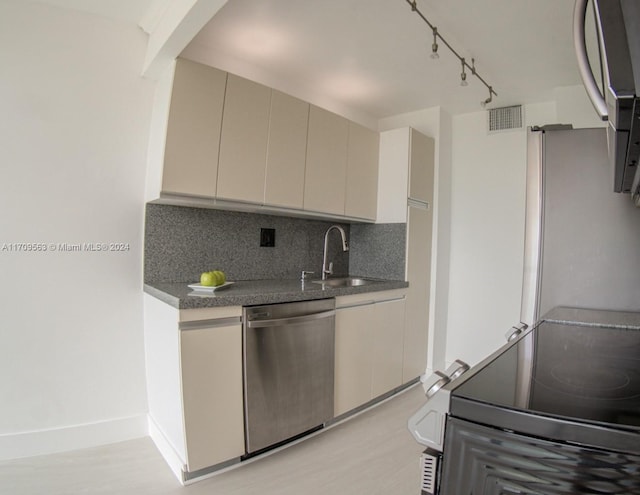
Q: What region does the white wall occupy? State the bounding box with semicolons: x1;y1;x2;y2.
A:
444;87;602;367
0;2;155;459
554;85;607;129
445;112;532;366
378;86;600;369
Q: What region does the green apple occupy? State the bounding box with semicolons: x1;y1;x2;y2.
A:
200;271;215;286
209;271;221;286
212;270;226;285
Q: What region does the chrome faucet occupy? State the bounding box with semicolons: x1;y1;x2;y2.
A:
322;225;349;280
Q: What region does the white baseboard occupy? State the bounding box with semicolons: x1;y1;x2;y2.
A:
147;415;186;484
0;414;148;461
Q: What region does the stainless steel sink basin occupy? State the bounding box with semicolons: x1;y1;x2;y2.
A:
311;277;378;288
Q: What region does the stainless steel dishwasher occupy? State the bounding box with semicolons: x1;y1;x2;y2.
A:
243;298;335;455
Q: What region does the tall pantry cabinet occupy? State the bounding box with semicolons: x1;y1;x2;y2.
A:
378;127;435;382
404;129;435;382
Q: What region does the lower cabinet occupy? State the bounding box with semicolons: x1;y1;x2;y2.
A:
334;301;375;415
334;290;406;417
143;295;244;482
180;321;244;472
371;297;406;397
144;288;411;482
403;203;432;382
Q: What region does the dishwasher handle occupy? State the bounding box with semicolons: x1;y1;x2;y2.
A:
246;309;336;328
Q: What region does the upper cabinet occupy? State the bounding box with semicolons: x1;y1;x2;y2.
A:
346;122;379;220
162;58;227;198
376;128;411;223
159;58;379;222
216;75;272;204
264;91;309;209
376;127;435;223
304;107;379;221
408;129;435;203
304;106;349;216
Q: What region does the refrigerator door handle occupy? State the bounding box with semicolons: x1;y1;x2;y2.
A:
521;129;544;326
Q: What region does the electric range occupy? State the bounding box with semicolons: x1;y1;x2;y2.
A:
410;307;640;494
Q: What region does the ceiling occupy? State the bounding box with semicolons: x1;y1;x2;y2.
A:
30;0;583;122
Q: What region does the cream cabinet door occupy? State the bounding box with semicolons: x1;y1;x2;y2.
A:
403;204;433;382
217;74;271;203
264;91;309;208
377;128;411;223
371;297;405;397
345;122;379;220
180;323;244;472
334;302;374;416
304;105;349;215
408;129;435;202
162;58;227;198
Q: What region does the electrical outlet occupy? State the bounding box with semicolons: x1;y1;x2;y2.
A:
260;228;276;247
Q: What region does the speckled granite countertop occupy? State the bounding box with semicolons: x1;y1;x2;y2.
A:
144;278;409;309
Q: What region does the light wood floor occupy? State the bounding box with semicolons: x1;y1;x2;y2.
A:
0;385;426;495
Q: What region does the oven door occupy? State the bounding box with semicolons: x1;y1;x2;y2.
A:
440;417;640;494
408;325;529;494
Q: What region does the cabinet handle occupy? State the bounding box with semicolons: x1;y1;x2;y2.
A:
336;300;376;310
376;296;406;304
179;316;241;331
337;296;404;310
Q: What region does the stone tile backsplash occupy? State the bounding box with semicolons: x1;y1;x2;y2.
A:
144;203;405;283
349;223;406;280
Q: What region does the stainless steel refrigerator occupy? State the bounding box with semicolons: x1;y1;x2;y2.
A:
520;126;640;326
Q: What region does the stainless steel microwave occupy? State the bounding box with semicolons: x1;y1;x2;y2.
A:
574;0;640;205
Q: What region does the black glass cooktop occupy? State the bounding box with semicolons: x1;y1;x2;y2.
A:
451;308;640;430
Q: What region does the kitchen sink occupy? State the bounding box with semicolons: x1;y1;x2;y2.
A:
312;277;379;288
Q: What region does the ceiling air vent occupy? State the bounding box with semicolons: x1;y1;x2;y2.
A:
488;105;523;133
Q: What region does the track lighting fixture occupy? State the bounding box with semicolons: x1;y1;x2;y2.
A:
405;0;497;106
430;27;439;59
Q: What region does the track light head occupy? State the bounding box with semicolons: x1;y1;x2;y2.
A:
430;27;439;59
481;87;494;107
460;58;468;87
